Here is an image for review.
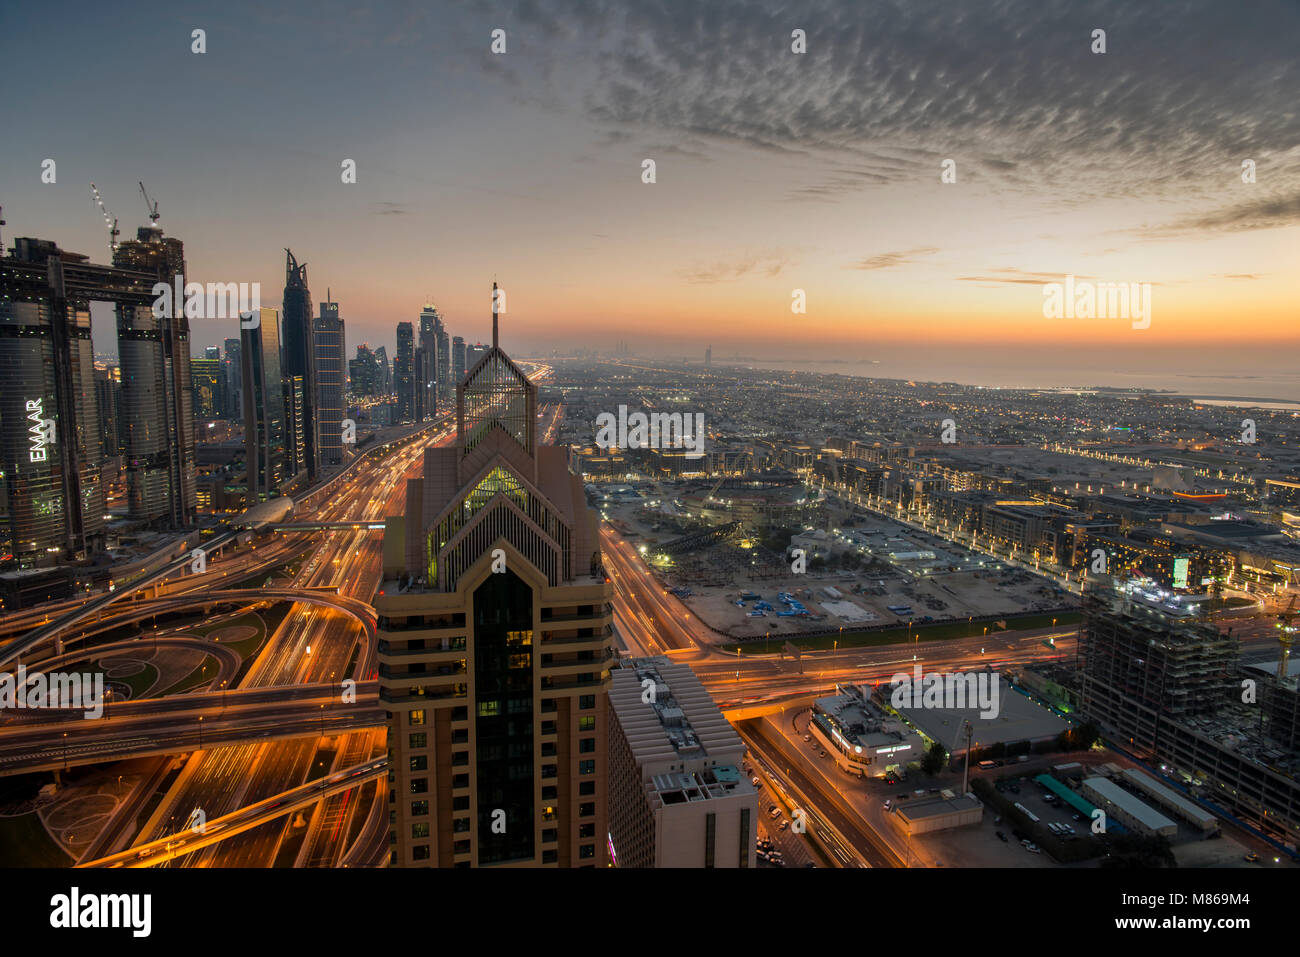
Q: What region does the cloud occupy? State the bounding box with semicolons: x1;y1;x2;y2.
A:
852;246;939;270
956;268;1095;286
1149;190;1300;236
679;250;794;283
373;202;409;215
478;0;1300;209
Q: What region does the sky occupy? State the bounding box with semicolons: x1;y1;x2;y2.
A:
2;0;1298;395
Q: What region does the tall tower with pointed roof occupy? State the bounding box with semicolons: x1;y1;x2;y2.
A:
376;284;613;868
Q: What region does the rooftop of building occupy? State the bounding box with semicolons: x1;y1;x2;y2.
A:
609;658;744;770
1082;776;1177;831
890;675;1071;748
812;685;915;754
894;790;982;820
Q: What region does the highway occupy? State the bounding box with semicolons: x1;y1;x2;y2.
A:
81;757;388;868
137;423;445;867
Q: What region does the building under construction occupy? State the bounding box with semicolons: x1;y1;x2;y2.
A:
1079;576;1300;849
1079;577;1239;752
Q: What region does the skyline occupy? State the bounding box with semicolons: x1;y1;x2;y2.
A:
2;0;1297;394
4;0;1300;900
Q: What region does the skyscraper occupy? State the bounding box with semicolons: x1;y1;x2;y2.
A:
281;249;319;481
0;240;83;564
95;366;122;459
242;307;288;501
0;236;171;563
418;305;440;420
314;294;346;468
113;225;197;528
451;336;466;386
284;374;307;485
349;343;378;397
413;345;430;422
465;342;489;373
374;345;391;395
223;337;242;420
190;356;225;420
376;289;613;867
395;321;414;422
436;319;450;403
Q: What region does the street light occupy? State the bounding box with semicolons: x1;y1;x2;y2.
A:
198;715;204;749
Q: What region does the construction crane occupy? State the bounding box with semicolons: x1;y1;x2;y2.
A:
138;180;160;225
1277;595;1298;683
89;183;120;255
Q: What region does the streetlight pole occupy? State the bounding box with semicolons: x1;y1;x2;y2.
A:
198;715;203;749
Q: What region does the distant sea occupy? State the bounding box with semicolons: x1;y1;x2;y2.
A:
712;358;1300;410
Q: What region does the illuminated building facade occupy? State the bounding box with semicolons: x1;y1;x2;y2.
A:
376;290;612;866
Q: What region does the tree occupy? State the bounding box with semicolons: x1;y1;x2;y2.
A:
1057;721;1100;752
921;740;947;776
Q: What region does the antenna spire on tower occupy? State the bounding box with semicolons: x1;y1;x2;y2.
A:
492;280;499;349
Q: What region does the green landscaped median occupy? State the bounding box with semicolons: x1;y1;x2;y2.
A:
720;611;1082;655
156;655;220;697
0;813;74;868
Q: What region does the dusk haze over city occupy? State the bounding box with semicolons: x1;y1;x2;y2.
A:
0;0;1294;944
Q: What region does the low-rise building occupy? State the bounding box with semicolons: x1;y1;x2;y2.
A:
607;658;757;867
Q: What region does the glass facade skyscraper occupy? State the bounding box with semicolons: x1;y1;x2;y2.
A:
281;249;319;481
314;296;346;468
242;307;288;500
